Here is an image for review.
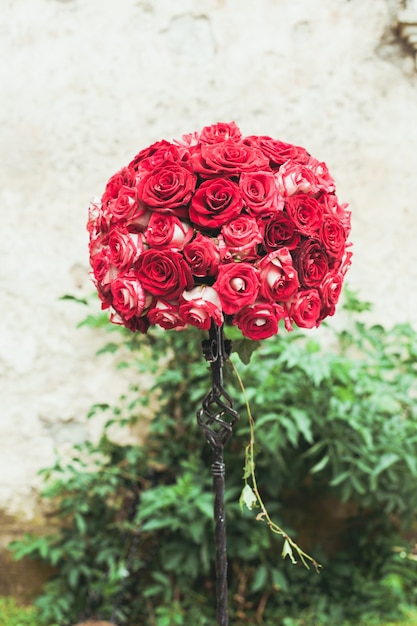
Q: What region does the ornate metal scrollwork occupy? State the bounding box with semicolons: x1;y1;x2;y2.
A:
196;321;239;626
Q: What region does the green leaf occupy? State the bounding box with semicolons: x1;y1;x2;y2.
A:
251;563;269;592
239;484;258;511
96;342;120;355
232;338;260;364
272;568;289;591
141;517;179;532
59;294;89;305
329;470;351;486
372;452;400;477
310;455;329;474
282;539;297;564
289;407;313;444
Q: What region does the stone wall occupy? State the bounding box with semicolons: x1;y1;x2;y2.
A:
1;0;417;594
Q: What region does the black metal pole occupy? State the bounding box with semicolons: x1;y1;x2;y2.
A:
197;322;239;626
212;448;228;626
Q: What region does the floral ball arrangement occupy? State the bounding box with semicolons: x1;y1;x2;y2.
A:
87;122;352;341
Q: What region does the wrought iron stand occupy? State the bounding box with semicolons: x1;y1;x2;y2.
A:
196;321;240;626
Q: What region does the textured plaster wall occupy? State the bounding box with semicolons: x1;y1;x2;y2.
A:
1;0;417;530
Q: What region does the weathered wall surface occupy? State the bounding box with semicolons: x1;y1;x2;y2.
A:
1;0;417;585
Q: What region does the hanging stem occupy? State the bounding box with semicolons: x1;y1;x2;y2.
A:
231;359;322;573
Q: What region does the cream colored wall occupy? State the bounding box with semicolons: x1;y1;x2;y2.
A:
1;0;417;521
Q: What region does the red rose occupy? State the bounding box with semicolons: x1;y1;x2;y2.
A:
101;167;136;203
137;160;196;217
147;300;186;330
192;140;269;177
189;178;243;229
219;215;262;260
135;249;193;300
319;214;348;257
128;140;182;172
261;213;301;252
244;136;310;169
294;240;329;288
285;195;323;236
199;122;242;144
239;171;283;215
144;213;193;250
183;232;220;277
110;272;149;320
108;228;143;269
233;301;286;340
257;248;300;303
214;263;260;315
179;286;223;330
289;289;322;329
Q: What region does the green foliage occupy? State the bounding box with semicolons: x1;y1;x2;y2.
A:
0;597;39;626
9;291;417;625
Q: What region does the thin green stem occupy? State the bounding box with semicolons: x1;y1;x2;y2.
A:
231;358;321;573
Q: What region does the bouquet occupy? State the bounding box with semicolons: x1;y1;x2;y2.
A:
87;122;351;340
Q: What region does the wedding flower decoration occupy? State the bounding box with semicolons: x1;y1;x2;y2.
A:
88;122;352;340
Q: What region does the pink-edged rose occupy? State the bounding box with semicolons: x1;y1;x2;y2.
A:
179;286;223;330
144;213;193;250
244;136;310;169
214;262;260;315
319;270;344;319
137;160;196;217
87;199;106;237
319;214;348;257
199;122;242;144
285;195;323;236
233;300;286;340
294;240;329;288
261;213;301;252
107;185;142;222
258;248;300;303
277;158;335;197
321;194;351;235
219;215;262;260
192;140;269;177
289;289;322;329
108;228;144;269
307;158;335;193
147;300;186;330
239;171;283;215
189;178;243;229
110;309;150;333
183;232;220;277
110;272;149;320
90;246;119;294
135;249;193;300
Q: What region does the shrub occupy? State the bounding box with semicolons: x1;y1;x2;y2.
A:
0;596;39;626
9;291;417;625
